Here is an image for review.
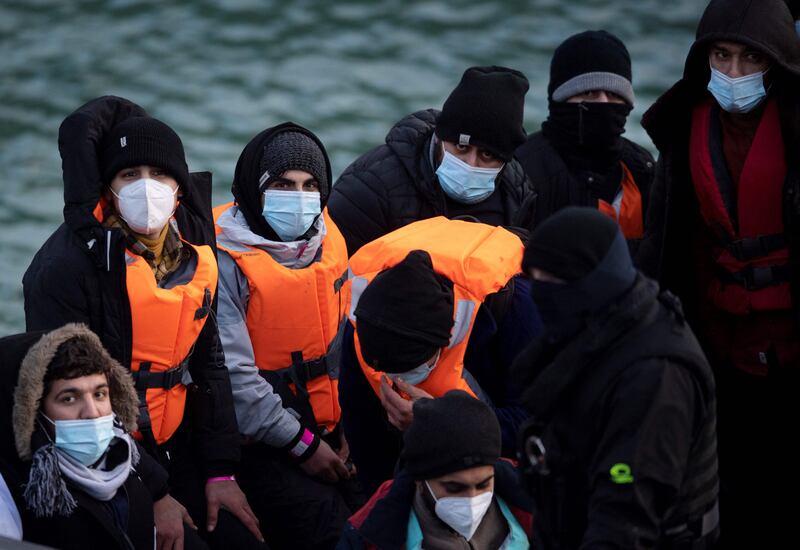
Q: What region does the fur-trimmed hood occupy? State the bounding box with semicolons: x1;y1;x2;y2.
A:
10;323;138;461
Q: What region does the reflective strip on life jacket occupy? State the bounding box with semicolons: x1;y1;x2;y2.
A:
597;162;644;239
689;97;791;314
345;217;524;399
215;205;349;432
126;241;217;445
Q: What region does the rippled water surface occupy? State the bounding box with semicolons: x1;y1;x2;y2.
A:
0;0;704;333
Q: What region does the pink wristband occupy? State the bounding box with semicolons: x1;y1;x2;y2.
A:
289;429;315;458
206;475;235;484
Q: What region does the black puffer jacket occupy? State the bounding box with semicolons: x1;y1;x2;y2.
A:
515;131;654;255
513;276;719;549
328;109;535;255
638;0;800;326
21;96;240;477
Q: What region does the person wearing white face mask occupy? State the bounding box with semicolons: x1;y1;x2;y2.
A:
638;0;800;545
338;390;531;549
22;97;266;550
0;324;179;549
213;123;358;549
328;65;534;256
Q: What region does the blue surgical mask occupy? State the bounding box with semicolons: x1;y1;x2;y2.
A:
436;150;503;204
795;20;800;38
46;414;115;466
707;66;768;114
262;190;321;242
386;350;441;386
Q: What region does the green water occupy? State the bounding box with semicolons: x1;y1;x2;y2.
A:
0;0;704;333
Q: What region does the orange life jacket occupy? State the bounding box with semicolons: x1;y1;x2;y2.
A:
125;239;217;445
346;217;524;398
689;97;791;315
597;162;644;239
215;204;349;432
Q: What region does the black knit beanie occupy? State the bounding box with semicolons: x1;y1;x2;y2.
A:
548;30;634;106
402;390;500;480
522;206;622;282
355;250;454;373
101;116;189;190
231;122;332;241
435;66;529;161
259;131;329;200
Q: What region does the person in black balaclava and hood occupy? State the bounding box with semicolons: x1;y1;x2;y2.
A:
513;207;719;549
516;30;654;254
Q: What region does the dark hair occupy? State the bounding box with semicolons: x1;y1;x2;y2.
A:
42;337;109;398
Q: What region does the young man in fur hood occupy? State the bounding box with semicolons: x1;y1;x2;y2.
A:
0;324;207;549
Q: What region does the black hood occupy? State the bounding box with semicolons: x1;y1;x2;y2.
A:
230;122;332;241
684;0;800;85
644;0;800;151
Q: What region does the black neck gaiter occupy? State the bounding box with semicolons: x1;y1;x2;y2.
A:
541;101;632;178
530;231;636;345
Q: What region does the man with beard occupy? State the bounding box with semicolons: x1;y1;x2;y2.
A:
515;30;654;252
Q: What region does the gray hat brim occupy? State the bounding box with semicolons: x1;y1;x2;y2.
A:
552;71;635;106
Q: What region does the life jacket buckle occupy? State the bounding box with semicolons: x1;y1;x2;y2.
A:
194;288;212;320
717;264;791;291
726;234;786;262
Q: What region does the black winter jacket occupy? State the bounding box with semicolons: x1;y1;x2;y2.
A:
0;330;168;550
515;131;654;256
638;0;800;327
328;109;535;255
513;276;719;549
21;96;240;477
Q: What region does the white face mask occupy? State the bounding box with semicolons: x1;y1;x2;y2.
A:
425;481;494;541
111;178;178;235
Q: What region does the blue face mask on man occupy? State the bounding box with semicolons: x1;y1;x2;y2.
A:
707;66;768;114
385;350;441;386
436;150;503;204
44;413;115;466
262;190;321;242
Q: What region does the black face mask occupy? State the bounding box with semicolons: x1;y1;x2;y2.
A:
541;101;632;175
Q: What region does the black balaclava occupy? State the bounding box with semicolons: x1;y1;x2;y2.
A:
355;250;454;373
231;122;332;241
523;207;637;343
542;30;634;189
